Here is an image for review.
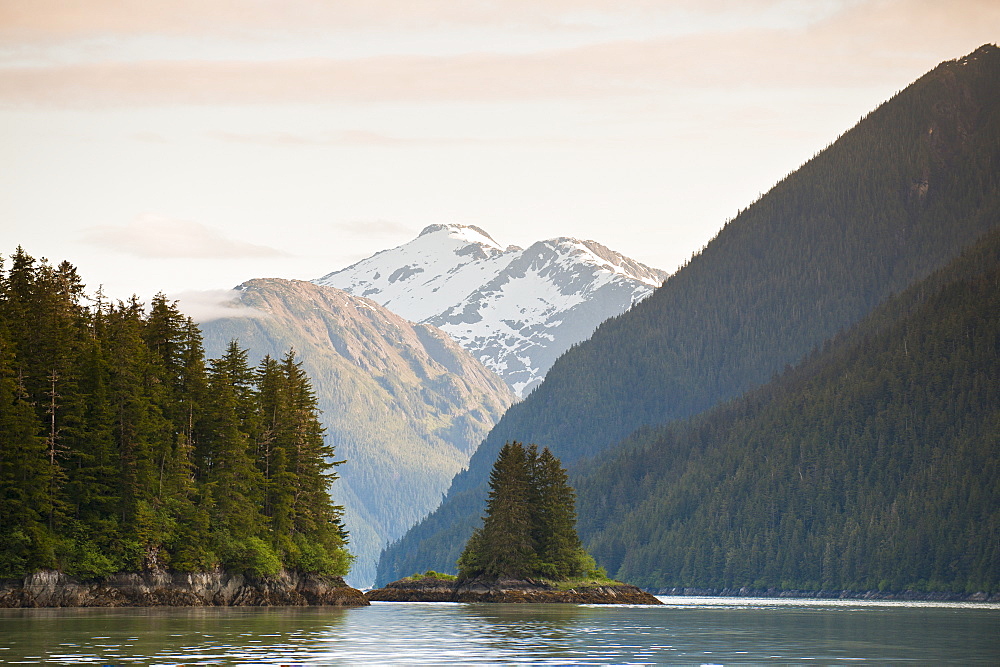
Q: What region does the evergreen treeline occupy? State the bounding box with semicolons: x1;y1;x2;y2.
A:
0;248;352;579
377;44;1000;584
576;227;1000;592
457;442;598;581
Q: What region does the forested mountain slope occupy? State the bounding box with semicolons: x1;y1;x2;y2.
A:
576;227;1000;592
198;279;514;587
377;44;1000;584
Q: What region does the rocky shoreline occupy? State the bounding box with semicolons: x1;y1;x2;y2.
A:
0;569;369;608
366;576;663;604
652;586;1000;603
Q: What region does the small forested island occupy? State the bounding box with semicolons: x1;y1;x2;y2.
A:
367;442;661;604
0;248;366;607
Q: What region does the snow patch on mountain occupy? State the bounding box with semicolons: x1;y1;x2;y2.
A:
314;224;667;396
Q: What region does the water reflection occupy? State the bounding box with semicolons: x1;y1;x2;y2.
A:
1;605;351;664
1;599;997;664
456;602;594;662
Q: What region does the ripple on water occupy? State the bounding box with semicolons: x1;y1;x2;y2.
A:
0;600;997;664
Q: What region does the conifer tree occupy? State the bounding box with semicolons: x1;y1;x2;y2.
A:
278;350;336;534
61;319;121;577
0;251;79;537
213;340;257;425
529;445;591;579
257;351;350;575
205;355;271;572
458;442;596;581
458;441;535;579
144;294;188;390
0;248;354;579
104;300;159;524
0;328;54;575
255;355;289;530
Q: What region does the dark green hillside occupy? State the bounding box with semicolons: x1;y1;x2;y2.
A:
577;227;1000;592
377;45;1000;584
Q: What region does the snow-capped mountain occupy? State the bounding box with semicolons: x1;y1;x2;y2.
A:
314;224;668;396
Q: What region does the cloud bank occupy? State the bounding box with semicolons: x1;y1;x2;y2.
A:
172;288;270;323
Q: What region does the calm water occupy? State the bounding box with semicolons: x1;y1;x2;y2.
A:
1;597;998;664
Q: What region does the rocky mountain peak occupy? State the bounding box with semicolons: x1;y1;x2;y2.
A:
314;225;667;396
418;223;503;248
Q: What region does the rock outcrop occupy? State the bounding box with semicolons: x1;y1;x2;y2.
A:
0;569;370;607
366;576;662;604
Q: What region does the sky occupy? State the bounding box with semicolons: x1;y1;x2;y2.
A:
1;0;997;318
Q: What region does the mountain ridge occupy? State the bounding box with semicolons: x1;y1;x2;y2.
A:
314;224;667;396
376;44;1000;585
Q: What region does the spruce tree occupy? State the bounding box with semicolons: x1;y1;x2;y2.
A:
0;248;354;579
270;351;350;575
529;445;591;579
458;442;596;581
458;442;535;579
0;328;54;575
255;355;290;533
205;354;271;573
62;317;121;577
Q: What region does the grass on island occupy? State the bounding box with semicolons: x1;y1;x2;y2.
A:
406;570;458;582
551;568;623;591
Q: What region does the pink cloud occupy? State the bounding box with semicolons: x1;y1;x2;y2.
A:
0;1;994;108
0;1;789;38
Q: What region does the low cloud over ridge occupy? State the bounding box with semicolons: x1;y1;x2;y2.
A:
173;288;269;323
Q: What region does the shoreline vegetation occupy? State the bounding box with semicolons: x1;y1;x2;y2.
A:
4;569;994;607
365;571;1000;605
